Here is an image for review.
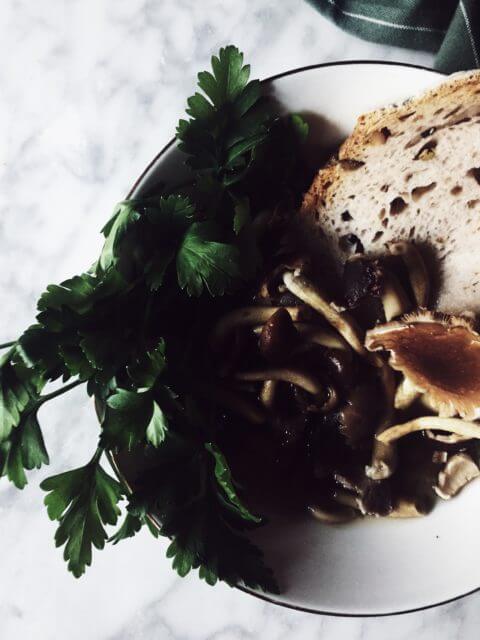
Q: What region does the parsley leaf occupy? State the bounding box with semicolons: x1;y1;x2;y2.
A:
99;201;141;273
291;113;309;141
177;46;272;184
122;432;277;593
144;195;194;290
109;495;159;544
176;222;241;296
109;512;144;544
164;511;278;592
205;442;260;523
41;456;123;578
198;46;251;107
146;402;169;447
0;349;45;442
145;194;194;229
101;389;168;451
126;340;166;389
0;409;49;489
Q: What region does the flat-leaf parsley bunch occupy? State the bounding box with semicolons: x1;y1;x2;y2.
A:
0;46;308;591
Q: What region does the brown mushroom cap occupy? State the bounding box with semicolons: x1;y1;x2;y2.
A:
258;307;298;362
366;311;480;420
210;305;307;351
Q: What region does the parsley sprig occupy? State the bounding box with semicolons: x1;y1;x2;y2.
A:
0;45;308;592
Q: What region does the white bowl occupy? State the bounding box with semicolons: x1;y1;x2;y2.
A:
116;61;480;616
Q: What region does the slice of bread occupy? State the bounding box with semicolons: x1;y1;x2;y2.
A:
301;70;480;314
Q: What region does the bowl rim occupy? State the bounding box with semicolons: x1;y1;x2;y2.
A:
113;59;479;618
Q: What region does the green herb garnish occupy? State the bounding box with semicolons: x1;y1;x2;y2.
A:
0;45;308;592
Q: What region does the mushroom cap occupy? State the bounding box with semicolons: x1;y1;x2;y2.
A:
258;307;298;362
366;311;480;420
435;453;480;499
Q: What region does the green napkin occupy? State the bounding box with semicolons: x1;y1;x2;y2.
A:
308;0;479;73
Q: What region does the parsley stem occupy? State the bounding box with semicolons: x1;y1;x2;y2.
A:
0;341;16;349
38;380;84;405
91;447;104;465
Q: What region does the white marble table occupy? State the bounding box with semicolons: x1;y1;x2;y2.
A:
1;1;479;638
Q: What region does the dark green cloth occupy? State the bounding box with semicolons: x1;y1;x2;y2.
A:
308;0;480;73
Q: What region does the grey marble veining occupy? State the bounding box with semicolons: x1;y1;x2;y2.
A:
1;1;479;638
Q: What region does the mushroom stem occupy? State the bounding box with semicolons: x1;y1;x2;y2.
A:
282;271;377;363
210;306;306;350
333;490;361;510
381;270;411;322
214;387;267;424
425;430;472;444
377;416;480;445
395;376;421;410
235;368;324;396
366;365;397;480
260;380;277;409
294;324;349;350
389;241;430;307
254;323;350;351
307;504;357;524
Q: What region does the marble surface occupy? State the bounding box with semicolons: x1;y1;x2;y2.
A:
1;1;479;638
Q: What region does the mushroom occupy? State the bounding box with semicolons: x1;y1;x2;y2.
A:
366;310;480;420
213;386;267;424
395;376;421;410
359;478;393;516
282;270;379;364
377;416;480;445
307;503;358;524
323;348;357;390
256;254;308;302
425;429;472;444
342;255;382;309
293;324;349;351
380;269;411;322
388;496;433;518
258;307;298;362
435;453;480;499
260;380;277;409
336;382;381;448
388;241;430;308
321;385;340;413
332;489;362;510
235;368;326;397
210;305;308;351
334;469;364;495
365;364;397;480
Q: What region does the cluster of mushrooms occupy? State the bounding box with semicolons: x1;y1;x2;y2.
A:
209;240;480;524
